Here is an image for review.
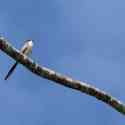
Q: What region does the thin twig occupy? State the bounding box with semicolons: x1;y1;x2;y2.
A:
0;37;125;115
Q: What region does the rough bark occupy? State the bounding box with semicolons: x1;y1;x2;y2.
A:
0;37;125;115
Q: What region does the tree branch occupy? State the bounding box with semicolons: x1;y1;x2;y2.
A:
0;37;125;116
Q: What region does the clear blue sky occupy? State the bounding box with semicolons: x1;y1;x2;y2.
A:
0;0;125;124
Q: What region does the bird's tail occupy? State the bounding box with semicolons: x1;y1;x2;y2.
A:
4;62;18;80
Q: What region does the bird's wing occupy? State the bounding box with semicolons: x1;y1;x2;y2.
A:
20;43;28;53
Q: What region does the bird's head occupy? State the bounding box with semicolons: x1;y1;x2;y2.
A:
26;40;33;47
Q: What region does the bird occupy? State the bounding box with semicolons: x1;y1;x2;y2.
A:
4;40;33;80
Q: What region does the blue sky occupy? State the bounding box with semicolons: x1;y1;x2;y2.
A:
0;0;125;124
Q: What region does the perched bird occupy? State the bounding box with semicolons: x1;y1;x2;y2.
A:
4;40;33;80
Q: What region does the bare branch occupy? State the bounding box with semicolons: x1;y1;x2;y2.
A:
0;37;125;115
